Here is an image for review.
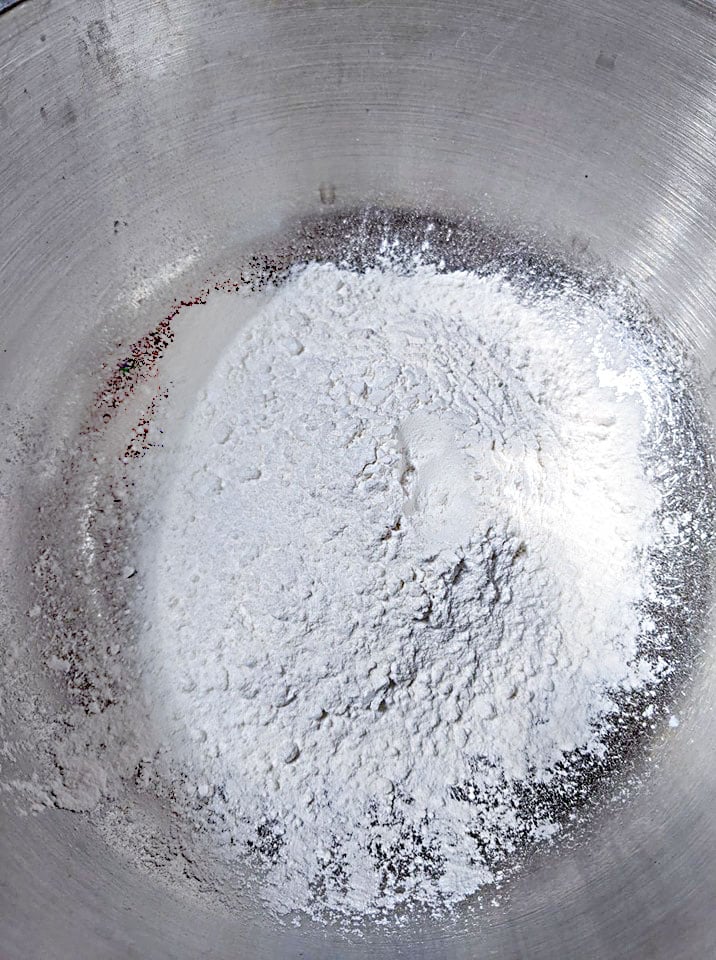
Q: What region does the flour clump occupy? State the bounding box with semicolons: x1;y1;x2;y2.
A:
139;262;664;920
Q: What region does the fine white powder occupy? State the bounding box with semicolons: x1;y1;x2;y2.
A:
139;262;663;919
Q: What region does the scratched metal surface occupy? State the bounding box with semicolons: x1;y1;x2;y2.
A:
2;1;716;958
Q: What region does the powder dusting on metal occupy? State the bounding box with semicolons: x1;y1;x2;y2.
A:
5;210;714;931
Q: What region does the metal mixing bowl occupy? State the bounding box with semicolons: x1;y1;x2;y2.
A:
2;0;716;957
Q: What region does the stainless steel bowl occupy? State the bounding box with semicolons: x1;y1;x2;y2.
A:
2;1;716;957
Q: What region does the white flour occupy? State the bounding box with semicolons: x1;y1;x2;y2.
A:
136;262;664;919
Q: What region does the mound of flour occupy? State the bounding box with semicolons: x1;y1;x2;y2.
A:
139;263;663;919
